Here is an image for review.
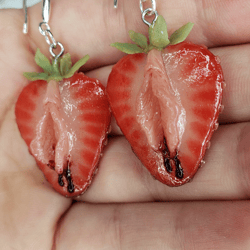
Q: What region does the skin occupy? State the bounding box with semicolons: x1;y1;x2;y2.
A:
0;0;250;249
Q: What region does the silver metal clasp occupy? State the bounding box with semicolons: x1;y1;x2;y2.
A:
113;0;158;26
23;0;28;34
42;0;51;23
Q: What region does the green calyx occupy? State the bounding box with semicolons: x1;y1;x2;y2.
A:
23;49;89;81
111;15;194;54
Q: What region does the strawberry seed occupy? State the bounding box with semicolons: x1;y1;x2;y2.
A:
58;174;64;186
66;165;74;193
174;155;183;179
164;157;172;173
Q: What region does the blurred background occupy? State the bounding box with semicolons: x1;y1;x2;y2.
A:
0;0;40;9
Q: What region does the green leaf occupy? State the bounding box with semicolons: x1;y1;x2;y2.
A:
169;22;194;45
149;15;170;49
24;49;91;82
128;30;148;50
52;59;61;76
111;43;144;54
60;53;72;75
23;72;49;81
47;75;63;82
34;49;52;74
64;55;89;79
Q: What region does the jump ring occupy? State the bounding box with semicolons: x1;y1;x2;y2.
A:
45;30;57;48
142;8;158;26
39;21;50;36
49;42;64;60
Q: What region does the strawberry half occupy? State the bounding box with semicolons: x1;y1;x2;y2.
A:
107;16;223;186
15;50;111;197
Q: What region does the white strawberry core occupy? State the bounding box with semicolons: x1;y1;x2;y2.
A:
136;49;186;155
30;80;70;175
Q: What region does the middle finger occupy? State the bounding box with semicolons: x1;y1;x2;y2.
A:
79;122;250;203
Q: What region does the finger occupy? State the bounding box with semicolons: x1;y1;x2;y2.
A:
210;44;250;123
78;122;250;203
55;201;250;250
0;171;70;249
0;107;72;248
23;0;250;68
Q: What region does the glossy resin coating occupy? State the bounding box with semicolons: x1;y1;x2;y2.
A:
107;42;223;186
16;73;111;197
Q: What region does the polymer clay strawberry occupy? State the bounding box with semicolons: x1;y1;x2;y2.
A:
15;50;111;197
107;16;224;186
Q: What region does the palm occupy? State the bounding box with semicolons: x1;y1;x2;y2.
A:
1;0;250;249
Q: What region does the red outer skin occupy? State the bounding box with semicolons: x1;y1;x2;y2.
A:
107;42;224;186
15;73;111;197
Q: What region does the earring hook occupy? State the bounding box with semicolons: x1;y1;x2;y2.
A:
23;0;28;34
114;0;118;8
42;0;50;23
23;0;51;34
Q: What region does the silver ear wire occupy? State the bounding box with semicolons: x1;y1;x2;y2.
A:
39;0;64;63
23;0;28;34
42;0;50;23
114;0;158;26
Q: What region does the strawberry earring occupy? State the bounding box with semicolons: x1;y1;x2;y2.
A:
107;0;224;186
16;0;111;197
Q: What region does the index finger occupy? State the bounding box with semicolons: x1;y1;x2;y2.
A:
23;0;250;69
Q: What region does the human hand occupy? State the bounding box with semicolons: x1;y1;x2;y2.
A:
0;0;250;249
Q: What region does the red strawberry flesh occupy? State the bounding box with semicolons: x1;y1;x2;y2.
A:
16;73;111;197
162;42;223;181
107;42;223;186
30;80;70;175
137;49;185;155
